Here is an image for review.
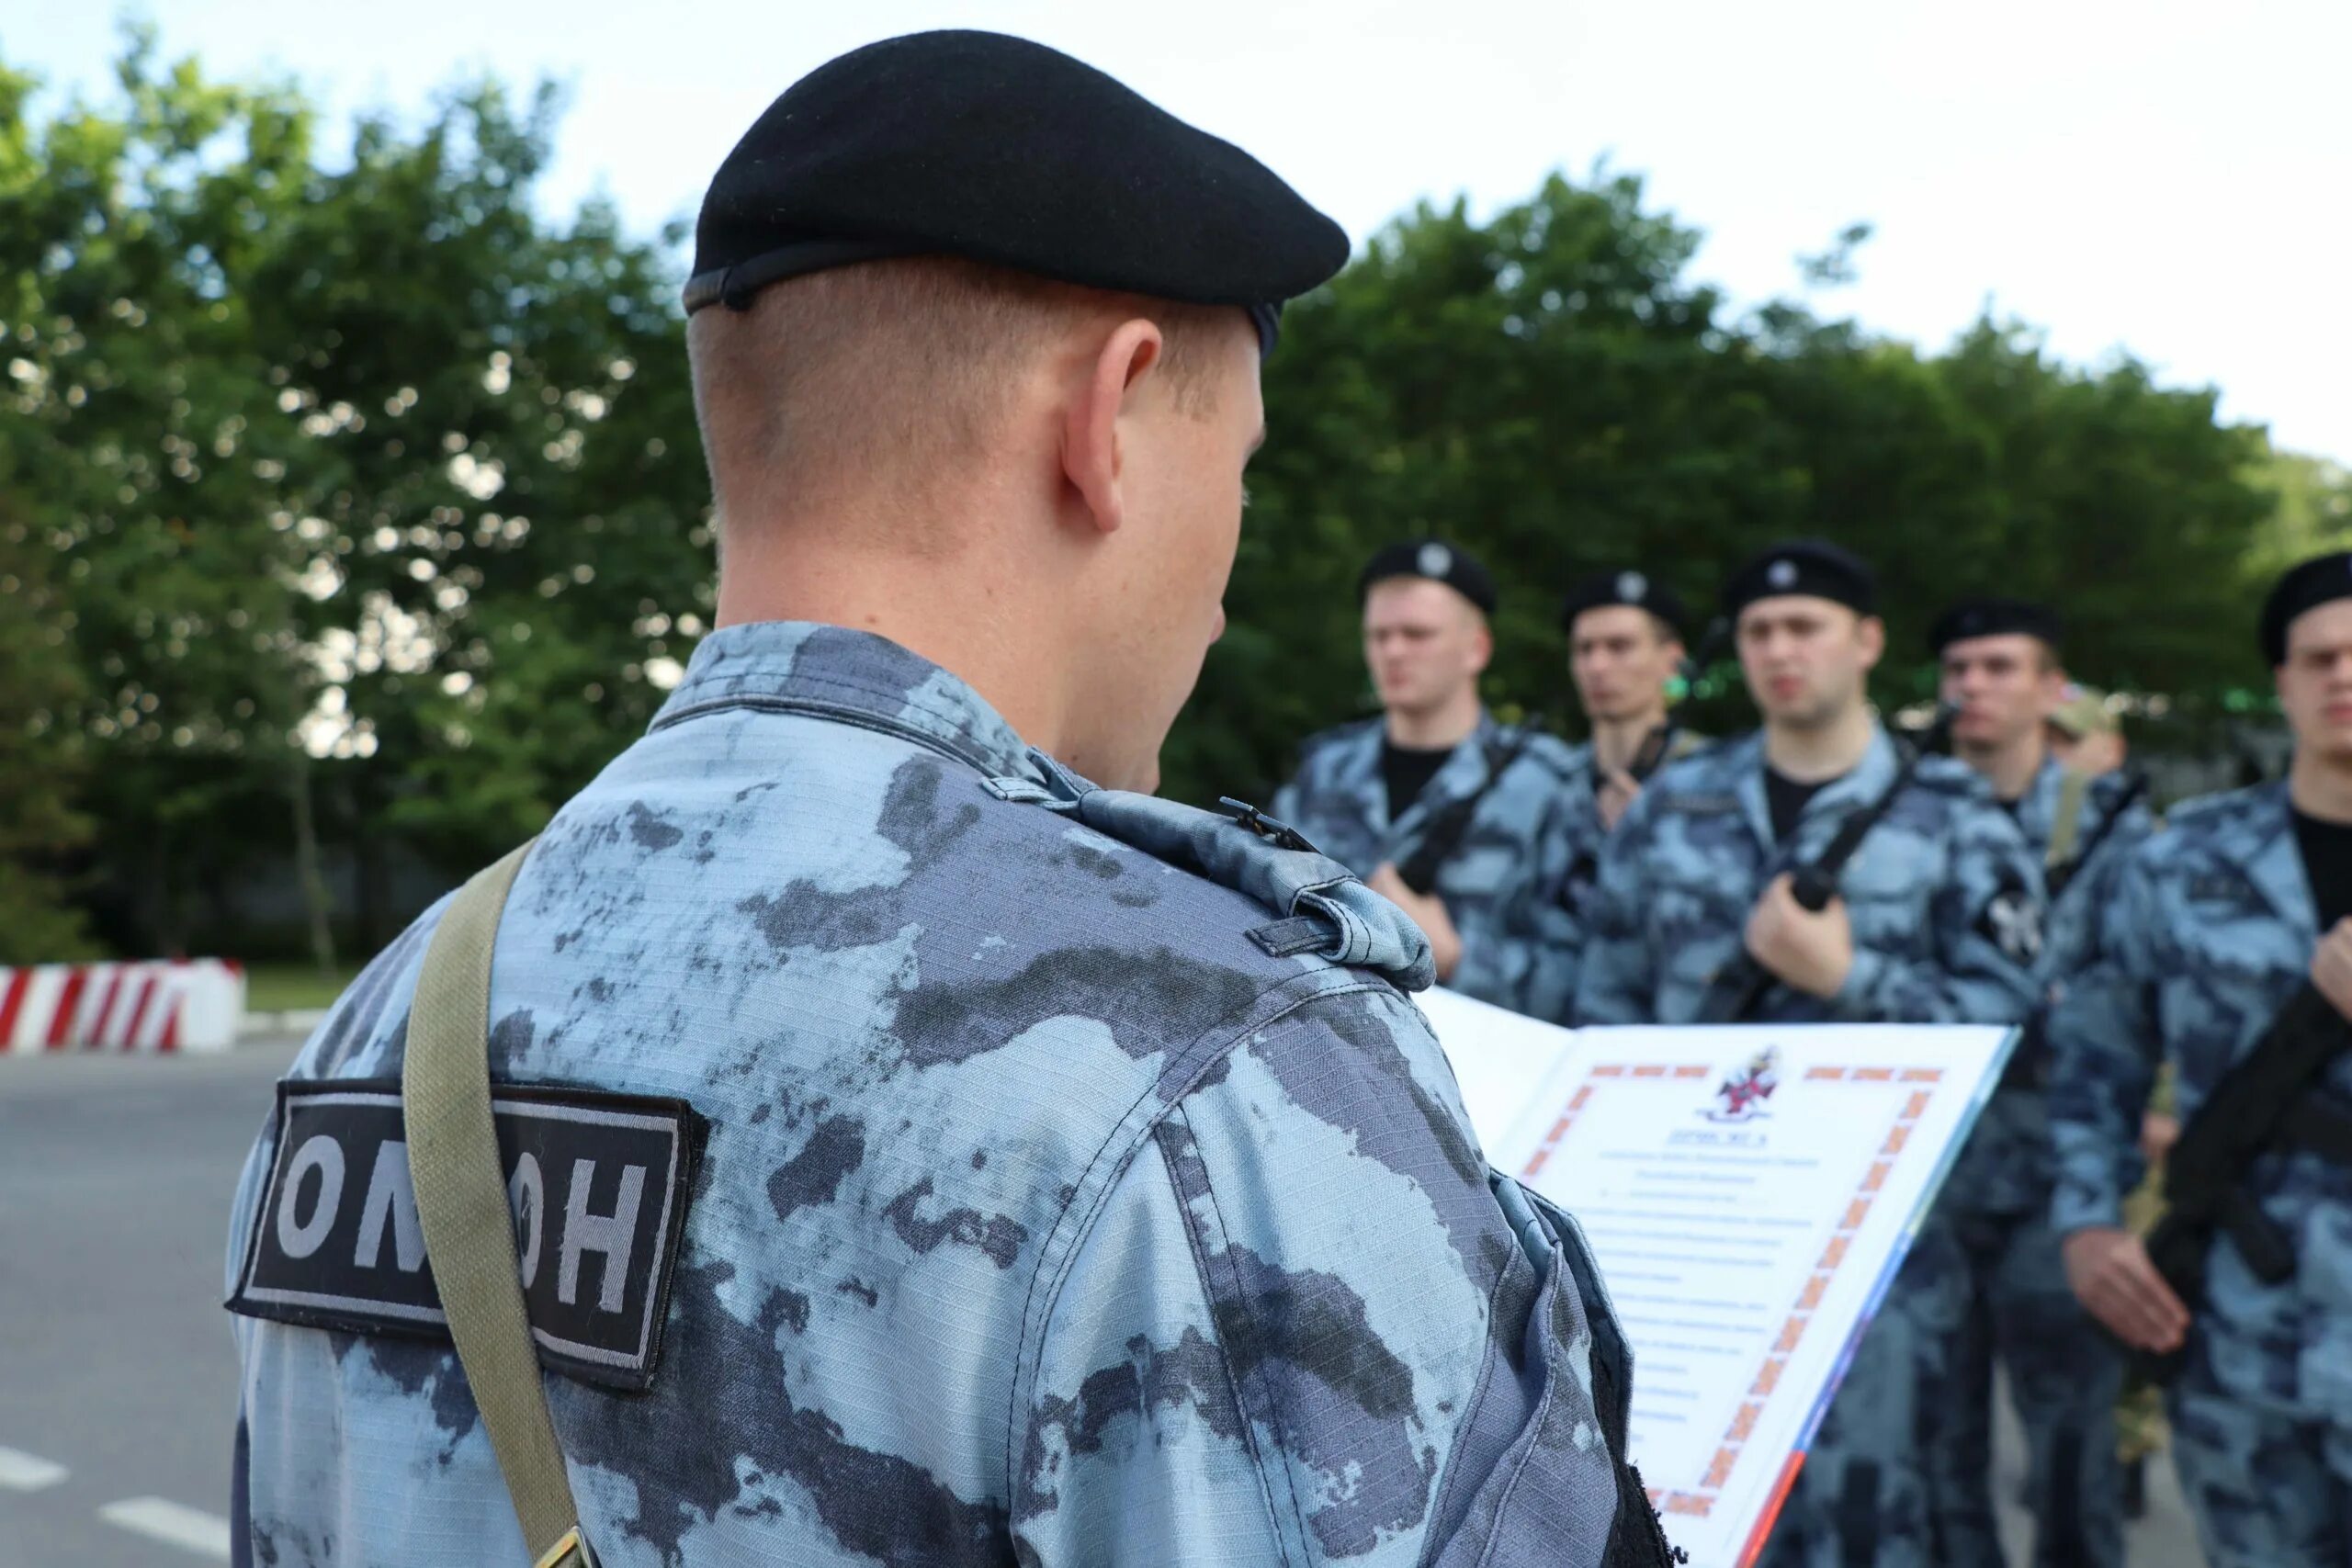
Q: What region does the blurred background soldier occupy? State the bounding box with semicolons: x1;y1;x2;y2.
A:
1551;568;1707;1007
1579;540;2043;1566
2051;552;2352;1568
1929;598;2154;1566
1275;540;1584;1019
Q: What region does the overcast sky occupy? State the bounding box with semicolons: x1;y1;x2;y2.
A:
10;0;2348;461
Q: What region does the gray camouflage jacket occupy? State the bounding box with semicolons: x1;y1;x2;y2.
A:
225;623;1673;1567
1273;715;1583;1022
2047;783;2352;1419
1574;728;2042;1028
1946;759;2155;1216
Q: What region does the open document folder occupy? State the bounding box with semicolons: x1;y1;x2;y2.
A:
1419;987;2017;1568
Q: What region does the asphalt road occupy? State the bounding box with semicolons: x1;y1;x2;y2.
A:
0;1037;2207;1566
0;1038;297;1568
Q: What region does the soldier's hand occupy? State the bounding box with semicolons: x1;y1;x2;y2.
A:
1595;767;1640;832
1743;874;1854;998
2139;1110;2180;1165
2063;1227;2189;1354
2312;918;2352;1022
1368;863;1464;983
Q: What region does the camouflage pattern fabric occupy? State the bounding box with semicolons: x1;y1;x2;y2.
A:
1575;725;2041;1566
1550;730;1710;1007
1273;715;1583;1021
1573;728;2041;1032
1928;761;2153;1567
2049;782;2352;1563
226;622;1679;1567
2168;1373;2352;1566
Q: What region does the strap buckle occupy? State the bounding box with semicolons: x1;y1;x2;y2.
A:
535;1526;597;1568
1216;796;1317;853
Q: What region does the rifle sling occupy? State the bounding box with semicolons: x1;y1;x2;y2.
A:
2044;768;2094;868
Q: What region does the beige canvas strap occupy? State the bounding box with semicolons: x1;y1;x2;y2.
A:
2046;768;2095;869
402;840;594;1568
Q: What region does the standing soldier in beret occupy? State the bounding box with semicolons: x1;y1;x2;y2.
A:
1274;541;1587;1021
1927;598;2154;1567
1553;569;1709;997
222;33;1674;1568
2050;552;2352;1567
1578;540;2042;1567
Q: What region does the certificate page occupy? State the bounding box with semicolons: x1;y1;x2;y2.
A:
1419;996;2013;1568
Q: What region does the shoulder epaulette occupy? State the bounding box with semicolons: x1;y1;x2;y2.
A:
1505;728;1582;782
1909;753;1996;806
2165;784;2272;832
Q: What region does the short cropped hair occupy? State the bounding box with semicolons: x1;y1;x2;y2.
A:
687;256;1233;535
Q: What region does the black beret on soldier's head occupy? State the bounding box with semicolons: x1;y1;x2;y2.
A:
1722;539;1878;621
1928;598;2064;659
684;30;1350;353
1358;540;1498;617
2260;550;2352;666
1561;569;1692;642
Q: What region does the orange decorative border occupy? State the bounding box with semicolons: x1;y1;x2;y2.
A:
1516;1061;1943;1526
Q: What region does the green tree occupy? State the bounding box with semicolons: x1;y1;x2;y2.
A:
0;495;96;961
1168;179;2282;805
0;35;710;954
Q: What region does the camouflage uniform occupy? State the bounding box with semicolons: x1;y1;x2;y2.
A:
1551;732;1710;1004
1932;761;2153;1566
2049;782;2352;1568
1274;715;1583;1022
1577;726;2042;1567
227;623;1678;1567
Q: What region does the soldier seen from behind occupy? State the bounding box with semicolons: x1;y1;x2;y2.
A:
221;32;1678;1568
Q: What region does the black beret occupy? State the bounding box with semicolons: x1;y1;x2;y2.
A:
2260;551;2352;665
684;30;1350;353
1359;540;1498;616
1722;539;1877;620
1928;597;2064;658
1562;569;1691;641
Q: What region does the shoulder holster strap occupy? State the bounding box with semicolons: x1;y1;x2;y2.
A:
2045;768;2094;868
402;840;596;1568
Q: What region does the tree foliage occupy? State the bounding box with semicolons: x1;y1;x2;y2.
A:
0;39;2316;955
1174;175;2279;802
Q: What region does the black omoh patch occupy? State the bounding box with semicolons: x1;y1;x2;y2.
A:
227;1078;703;1393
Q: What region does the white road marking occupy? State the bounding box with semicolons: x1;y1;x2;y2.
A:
0;1445;68;1491
98;1497;232;1560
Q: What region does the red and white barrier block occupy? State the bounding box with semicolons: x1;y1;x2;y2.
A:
0;960;247;1055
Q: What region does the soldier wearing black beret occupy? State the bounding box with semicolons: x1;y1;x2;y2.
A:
1276;538;1592;1024
1932;596;2071;803
1579;543;2049;1568
1928;589;2154;1566
1550;570;1710;986
1560;566;1702;811
223;31;1677;1568
2044;563;2352;1567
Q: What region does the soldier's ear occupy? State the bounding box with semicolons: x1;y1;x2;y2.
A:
1060;317;1165;536
1854;615;1886;668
